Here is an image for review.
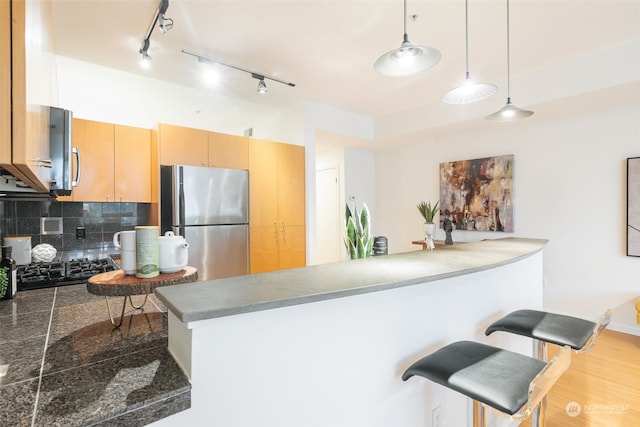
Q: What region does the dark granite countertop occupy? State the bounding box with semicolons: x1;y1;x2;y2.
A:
155;237;548;323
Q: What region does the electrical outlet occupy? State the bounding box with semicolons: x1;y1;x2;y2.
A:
76;226;86;239
432;405;442;427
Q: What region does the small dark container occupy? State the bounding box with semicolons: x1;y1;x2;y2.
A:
372;236;388;256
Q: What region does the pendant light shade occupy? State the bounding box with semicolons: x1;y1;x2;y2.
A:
442;0;496;104
486;0;533;121
486;97;533;121
374;0;441;77
442;78;497;104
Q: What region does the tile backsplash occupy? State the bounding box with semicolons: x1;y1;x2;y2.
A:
0;200;151;253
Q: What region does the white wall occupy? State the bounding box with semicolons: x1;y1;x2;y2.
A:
375;84;640;320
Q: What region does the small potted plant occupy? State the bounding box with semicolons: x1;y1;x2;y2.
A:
417;200;440;250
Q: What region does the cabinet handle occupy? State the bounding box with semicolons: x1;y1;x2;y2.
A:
37;159;53;168
273;222;279;242
281;221;285;234
106;195;111;202
72;147;81;187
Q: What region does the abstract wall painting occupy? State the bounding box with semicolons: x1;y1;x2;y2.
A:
439;155;514;232
627;157;640;256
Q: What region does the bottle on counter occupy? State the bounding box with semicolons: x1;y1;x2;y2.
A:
0;246;17;300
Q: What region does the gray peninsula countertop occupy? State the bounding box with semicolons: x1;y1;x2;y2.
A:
154;237;548;323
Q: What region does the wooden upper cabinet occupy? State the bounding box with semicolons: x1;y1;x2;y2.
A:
70;119;115;202
158;123;208;166
208;131;248;169
115;125;151;202
0;0;10;168
62;119;152;203
8;0;57;191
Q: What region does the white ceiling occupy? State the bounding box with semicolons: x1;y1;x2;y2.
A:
51;1;640;132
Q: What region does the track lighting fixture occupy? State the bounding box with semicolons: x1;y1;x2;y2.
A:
486;0;533;122
442;0;496;104
138;0;173;66
374;0;440;77
254;75;268;94
182;50;296;93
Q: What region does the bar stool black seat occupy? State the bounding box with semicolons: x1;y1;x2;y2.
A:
484;308;610;427
402;341;571;427
485;309;611;353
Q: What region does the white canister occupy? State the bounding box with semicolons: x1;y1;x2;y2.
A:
135;226;159;278
158;231;189;273
3;236;31;265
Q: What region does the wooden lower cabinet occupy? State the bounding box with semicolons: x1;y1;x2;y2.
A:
249;225;306;274
278;225;306;270
249;226;279;274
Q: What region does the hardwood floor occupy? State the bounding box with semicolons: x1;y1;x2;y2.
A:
519;329;640;427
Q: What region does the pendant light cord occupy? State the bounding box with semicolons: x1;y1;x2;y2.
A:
464;0;469;78
506;0;511;99
403;0;408;41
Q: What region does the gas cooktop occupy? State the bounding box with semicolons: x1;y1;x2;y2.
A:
17;258;120;291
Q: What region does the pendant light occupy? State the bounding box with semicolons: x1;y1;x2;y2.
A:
442;0;496;104
374;0;441;77
486;0;533;121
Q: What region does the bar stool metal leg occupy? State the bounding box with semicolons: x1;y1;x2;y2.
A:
472;401;486;427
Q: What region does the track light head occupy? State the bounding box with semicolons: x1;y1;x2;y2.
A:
139;39;151;68
257;79;267;94
159;16;173;33
252;73;267;94
139;51;151;68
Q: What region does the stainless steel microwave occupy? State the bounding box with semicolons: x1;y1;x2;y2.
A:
0;106;78;200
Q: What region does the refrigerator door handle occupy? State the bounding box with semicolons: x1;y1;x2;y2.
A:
178;166;186;237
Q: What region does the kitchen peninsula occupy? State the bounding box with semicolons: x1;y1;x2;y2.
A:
152;238;547;427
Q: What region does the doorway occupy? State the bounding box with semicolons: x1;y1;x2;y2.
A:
316;167;341;264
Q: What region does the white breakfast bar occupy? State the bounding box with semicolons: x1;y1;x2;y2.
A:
152;237;548;427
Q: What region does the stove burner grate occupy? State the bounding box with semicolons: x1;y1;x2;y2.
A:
17;257;120;291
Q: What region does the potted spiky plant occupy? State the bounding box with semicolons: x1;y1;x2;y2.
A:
344;203;372;259
417;200;440;250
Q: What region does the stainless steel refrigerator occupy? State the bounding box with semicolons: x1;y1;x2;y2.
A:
160;165;249;281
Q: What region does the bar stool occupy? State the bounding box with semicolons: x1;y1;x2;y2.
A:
484;309;611;426
402;341;571;427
